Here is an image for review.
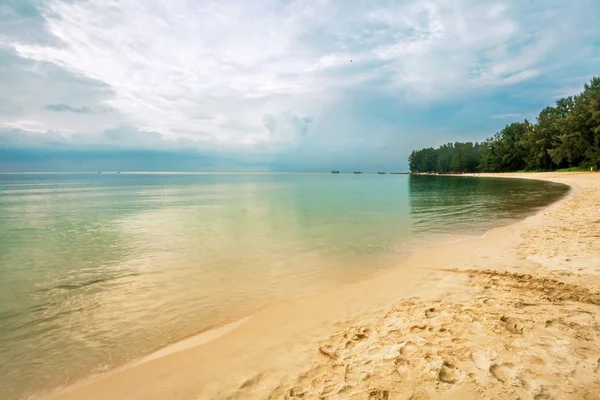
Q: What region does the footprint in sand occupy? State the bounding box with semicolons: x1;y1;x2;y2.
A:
439;361;461;384
381;344;402;360
410;324;427;333
436;326;452;337
395;357;410;377
425;307;439;318
287;387;307;398
489;363;516;383
534;391;552;400
351;327;370;341
500;316;524;334
470;349;497;371
318;344;338;359
400;341;419;358
368;389;390;400
239;372;263;389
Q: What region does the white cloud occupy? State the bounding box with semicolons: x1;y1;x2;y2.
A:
502;70;541;84
4;0;599;149
2;119;51;132
262;111;313;146
490;113;523;119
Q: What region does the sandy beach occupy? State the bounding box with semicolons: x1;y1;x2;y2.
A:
47;172;600;400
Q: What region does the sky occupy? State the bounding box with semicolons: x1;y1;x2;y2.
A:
1;0;599;172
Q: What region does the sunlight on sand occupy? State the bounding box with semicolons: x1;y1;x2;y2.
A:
48;172;600;400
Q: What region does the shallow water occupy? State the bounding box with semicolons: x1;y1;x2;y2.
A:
0;173;568;399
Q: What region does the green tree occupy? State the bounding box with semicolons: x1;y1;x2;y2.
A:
524;107;559;170
410;77;600;172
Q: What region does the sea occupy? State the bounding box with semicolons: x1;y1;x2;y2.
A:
0;172;568;399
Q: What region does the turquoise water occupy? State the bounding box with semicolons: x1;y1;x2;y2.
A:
0;173;568;399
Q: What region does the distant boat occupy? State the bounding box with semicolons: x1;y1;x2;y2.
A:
353;171;362;174
378;172;386;174
116;171;121;174
331;170;340;174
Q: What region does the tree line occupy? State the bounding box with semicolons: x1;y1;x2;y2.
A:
408;77;600;173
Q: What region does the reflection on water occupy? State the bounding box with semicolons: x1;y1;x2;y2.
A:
408;175;566;235
0;173;568;399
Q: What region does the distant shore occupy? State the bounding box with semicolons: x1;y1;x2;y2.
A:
47;172;600;400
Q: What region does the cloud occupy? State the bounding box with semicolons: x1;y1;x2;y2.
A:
0;147;238;172
0;47;119;133
45;103;90;114
502;70;541;85
0;125;192;150
0;0;55;45
262;111;313;145
490;113;523;119
0;126;280;171
549;74;597;99
1;0;599;171
9;2;597;134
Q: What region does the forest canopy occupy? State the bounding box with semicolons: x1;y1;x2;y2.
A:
408;77;600;173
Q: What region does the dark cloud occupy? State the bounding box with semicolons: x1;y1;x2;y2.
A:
45;103;91;114
0;126;176;149
0;47;117;126
0;127;278;172
0;147;223;172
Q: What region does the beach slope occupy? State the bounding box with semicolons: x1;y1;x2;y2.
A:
49;172;600;400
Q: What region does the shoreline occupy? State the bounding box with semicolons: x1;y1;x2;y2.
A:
46;172;599;400
38;216;502;399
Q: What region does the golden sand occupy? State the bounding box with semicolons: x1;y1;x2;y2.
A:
48;172;600;400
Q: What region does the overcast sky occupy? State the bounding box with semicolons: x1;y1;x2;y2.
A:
1;0;599;171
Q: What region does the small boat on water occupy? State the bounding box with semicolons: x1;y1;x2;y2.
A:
378;172;386;174
353;171;362;174
116;171;121;174
331;170;340;174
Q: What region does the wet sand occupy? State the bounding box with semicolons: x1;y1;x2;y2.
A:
47;172;600;400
